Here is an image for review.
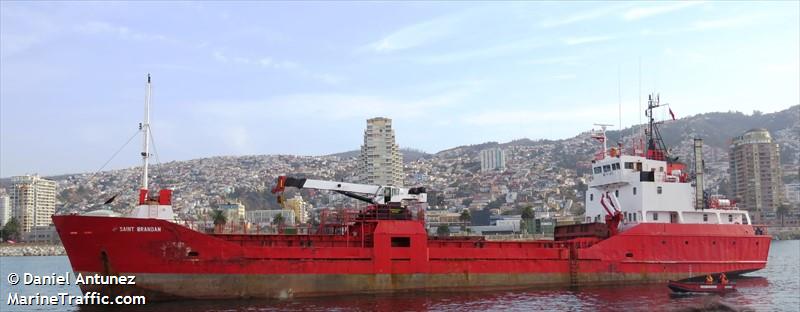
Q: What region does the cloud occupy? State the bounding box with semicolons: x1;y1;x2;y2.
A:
223;126;250;153
74;21;170;42
362;12;468;53
690;15;760;31
195;87;474;124
413;37;547;64
461;106;618;126
0;6;58;58
641;14;764;36
762;60;800;75
562;35;614;46
623;2;703;21
551;74;577;81
664;47;706;63
522;55;582;66
540;5;626;28
212;51;342;84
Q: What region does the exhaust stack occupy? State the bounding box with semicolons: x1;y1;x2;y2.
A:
693;138;704;209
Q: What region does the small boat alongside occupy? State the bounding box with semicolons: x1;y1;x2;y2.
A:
668;280;737;294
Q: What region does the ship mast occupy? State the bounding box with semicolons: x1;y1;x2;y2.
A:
644;94;670;161
592;123;613;159
140;74;151;202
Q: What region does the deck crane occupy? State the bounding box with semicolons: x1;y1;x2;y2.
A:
271;176;427;206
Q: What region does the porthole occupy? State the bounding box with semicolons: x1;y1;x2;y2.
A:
684;241;689;245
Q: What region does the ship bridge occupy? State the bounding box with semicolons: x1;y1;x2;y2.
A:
582;99;751;228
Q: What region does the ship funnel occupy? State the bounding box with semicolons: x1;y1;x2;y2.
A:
693;138;704;210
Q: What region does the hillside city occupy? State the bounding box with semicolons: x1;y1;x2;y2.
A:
1;106;799;241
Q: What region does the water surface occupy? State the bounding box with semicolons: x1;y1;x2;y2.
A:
2;240;797;311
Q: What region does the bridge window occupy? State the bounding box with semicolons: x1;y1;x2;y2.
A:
703;214;708;222
657;186;663;194
391;237;411;247
612;163;620;170
633;187;637;195
624;162;633;169
603;165;611;172
594;167;602;174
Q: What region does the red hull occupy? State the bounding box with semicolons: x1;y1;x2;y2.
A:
52;215;770;300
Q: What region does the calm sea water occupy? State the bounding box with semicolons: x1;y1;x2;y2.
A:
1;240;798;312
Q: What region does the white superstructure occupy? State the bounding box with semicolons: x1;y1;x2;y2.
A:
584;95;751;228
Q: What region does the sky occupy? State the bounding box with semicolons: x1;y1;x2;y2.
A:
1;1;798;178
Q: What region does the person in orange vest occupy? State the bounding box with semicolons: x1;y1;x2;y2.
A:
705;274;714;284
720;273;729;285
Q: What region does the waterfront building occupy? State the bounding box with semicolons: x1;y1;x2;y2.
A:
246;209;295;226
0;195;11;227
480;148;507;172
424;210;463;234
10;175;56;238
219;201;246;223
283;195;311;224
358;117;403;186
729;129;784;222
785;183;800;208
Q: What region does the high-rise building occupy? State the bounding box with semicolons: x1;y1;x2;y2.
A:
729;129;784;222
358;117;403;186
480;148;507;172
0;194;11;227
10;175;57;235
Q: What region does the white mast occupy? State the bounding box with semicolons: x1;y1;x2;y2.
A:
593;123;613;159
141;74;151;191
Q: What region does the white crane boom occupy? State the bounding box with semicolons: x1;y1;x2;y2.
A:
271;176;426;205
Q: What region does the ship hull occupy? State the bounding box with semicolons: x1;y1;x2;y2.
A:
53;215;770;300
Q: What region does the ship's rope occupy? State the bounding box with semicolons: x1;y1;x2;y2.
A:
94;129;141;174
77;129;141;208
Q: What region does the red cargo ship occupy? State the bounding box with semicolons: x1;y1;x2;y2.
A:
52;81;770;300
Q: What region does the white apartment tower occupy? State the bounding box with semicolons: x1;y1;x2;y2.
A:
729;129;784;222
10;175;57;234
480;148;507;172
0;194;11;227
358;117;403;186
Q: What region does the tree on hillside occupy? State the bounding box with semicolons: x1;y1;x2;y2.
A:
521;205;535;234
436;224;450;237
211;210;227;234
459;209;472;232
1;217;21;241
272;214;285;226
521;206;535;219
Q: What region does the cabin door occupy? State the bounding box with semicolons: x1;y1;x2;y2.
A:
670;212;678;223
